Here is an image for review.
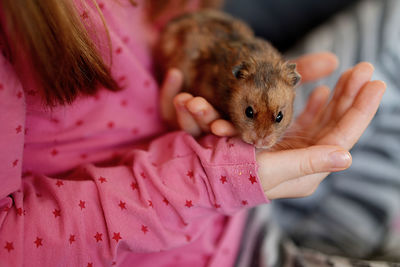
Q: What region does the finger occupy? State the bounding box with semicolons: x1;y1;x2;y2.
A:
331;68;354;103
210;119;238;137
173;93;202;136
160;69;184;123
315;64;376;142
294;85;331;129
185;96;221;132
256;145;352;193
318;80;386;149
334;62;374;118
293;52;338;83
310;68;353;132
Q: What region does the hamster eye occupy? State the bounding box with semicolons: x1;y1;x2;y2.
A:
275;111;283;123
245;106;254;119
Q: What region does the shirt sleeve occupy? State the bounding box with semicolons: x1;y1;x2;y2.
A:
0;63;268;265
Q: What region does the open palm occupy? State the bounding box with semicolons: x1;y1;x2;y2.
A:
160;52;386;200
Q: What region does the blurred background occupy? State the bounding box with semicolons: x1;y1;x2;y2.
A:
222;0;400;265
223;0;359;52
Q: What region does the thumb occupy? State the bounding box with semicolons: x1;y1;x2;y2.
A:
159;69;184;123
256;145;352;193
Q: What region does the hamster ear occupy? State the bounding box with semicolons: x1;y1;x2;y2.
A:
286;62;301;87
232;63;249;79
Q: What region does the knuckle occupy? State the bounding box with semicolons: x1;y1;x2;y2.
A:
299;152;318;175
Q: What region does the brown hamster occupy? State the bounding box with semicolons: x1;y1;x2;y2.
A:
156;9;301;149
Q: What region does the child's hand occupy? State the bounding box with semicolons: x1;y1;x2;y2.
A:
257;62;386;199
159;68;222;136
159;52;339;136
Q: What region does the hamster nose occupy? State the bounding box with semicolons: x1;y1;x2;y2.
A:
254;135;275;149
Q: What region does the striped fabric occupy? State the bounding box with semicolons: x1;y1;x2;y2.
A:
236;0;400;266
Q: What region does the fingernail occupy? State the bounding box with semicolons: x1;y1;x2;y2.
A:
329;151;351;168
174;98;186;110
191;109;204;116
177;102;187;111
167;71;178;84
187;105;205;116
194;108;205;116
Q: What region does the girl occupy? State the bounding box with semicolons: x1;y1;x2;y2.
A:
0;0;385;266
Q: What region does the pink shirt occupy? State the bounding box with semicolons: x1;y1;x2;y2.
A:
0;1;268;266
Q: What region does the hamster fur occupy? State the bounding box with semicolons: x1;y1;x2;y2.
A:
156;9;301;149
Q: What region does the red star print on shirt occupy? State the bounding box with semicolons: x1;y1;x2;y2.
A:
131;182;138;191
107;121;115;129
51;149;59;156
131;128;139;135
53;209;61;218
203;254;212;264
122;36;129;43
148;200;153;208
12;159;18;167
55;180;64;187
220;176;227;184
241;200;248;206
50;118;59;124
94;232;103;242
112;232;122;243
16;208;24;216
118;201;127;210
98;176;107;183
163;198;169;205
144;80;151;88
4;242;14;252
141;225;148;234
79;200;86;210
186;171;194;179
15;125;22;134
185;200;193;208
249;175;257;184
87;263;93;267
34;237;43;248
69;235;76;245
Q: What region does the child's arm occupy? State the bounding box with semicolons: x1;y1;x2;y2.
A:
0;57;265;265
